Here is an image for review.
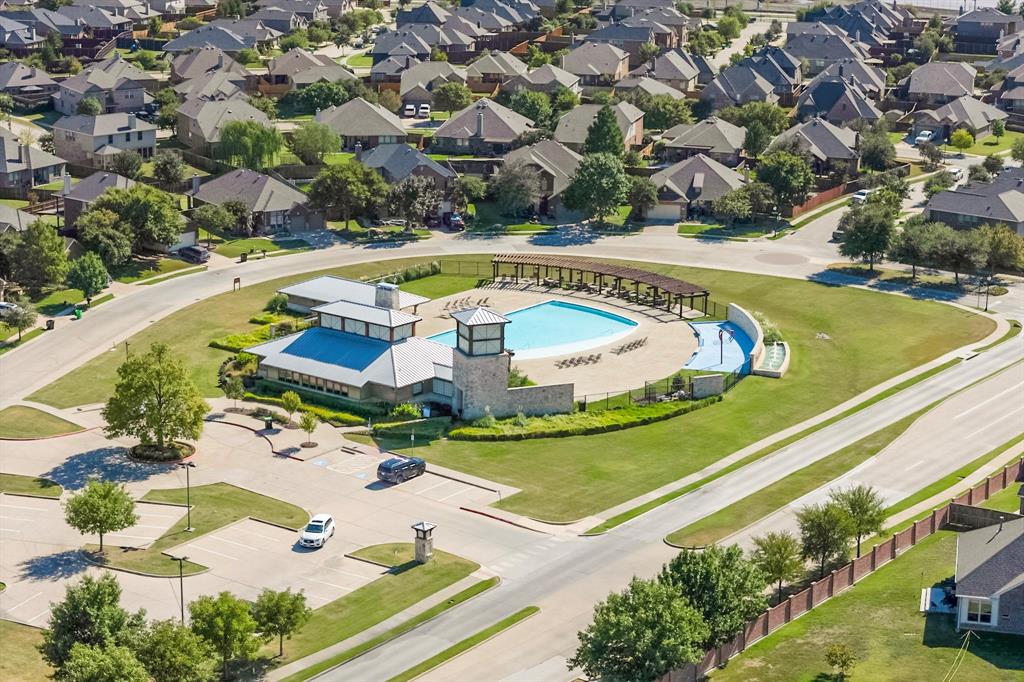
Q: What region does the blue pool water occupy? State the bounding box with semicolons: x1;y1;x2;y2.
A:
428;300;638;359
685;321;754;373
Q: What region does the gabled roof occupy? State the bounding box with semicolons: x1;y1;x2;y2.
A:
449;5;513;32
927;166;1024;223
797;77;882;123
53;112;157;136
955;516;1024;598
0;62;56;91
703;63;774;104
173;71;246;101
651;153;744;202
451;306;509;325
901;61;976;98
917;95;1007;130
816;58;885;96
315;97;405;138
267;47;355;83
785;32;868;61
663;116;745;155
207;17;282;41
58;53;155;94
554;102;643;147
171;46;252;82
630;49;701;84
162;24;256;52
504;139;581;198
399;61;467;97
584;23;657;44
507;63;578;89
465;51;527;79
396;1;450;26
313;299;422;327
614;76;686;100
189;168;309;213
435;98;532;142
0;129;64;174
63;171;135;202
371;29;432;57
176;98;269;143
277;275;430;309
561;42;627;78
56;4;131;29
955;7;1017;25
770;117;859;161
360;143;455;182
372;55;420;78
0;202;37;232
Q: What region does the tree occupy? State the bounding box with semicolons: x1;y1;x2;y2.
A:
378;88;402;114
718;101;789;136
563;153;629;223
247;93;278;119
136;620;218;682
223;376;245;410
830;485;886;557
1012;136;1024;165
192;204;236;238
298;81;349;111
38;131;55;154
252;588;311;657
90;185;182;250
626;176;658;219
552;85;580;115
64;478;138;552
752;531;804;604
289;121;340;164
642;94;691;130
388;175;442;227
222;199;254;236
489;159;539;217
858;123;896;171
299;412;318;447
77;208;132;267
983;154;1004;174
838;202;895;271
583;105;624;156
280;31;309;51
940;228;988;285
998;0;1016;13
451;175;486;210
218;120;283;169
61;644;149;682
918;141;943;170
745;181;777;216
40;572;146;670
712;187;752;226
659;545;768;647
152;151;186;189
66;251;108;304
430;46;448;62
507;90;551;126
825;643;857;680
923;170;955;199
949;128;974;155
756;151;814;210
569;577;710;682
797;502;854;578
280;390;302;423
308;161;386;226
189;592;261;679
743;120;771;158
717;14;741;39
968;164;991;183
103;343;210;451
77;96;102;116
13;219;68;290
889;219;949;279
992;118;1006;142
148;15;162;36
432;82;472;115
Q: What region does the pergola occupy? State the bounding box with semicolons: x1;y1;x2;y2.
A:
491;254;710;318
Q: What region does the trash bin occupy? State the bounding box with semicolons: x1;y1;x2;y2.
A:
240;253;248;263
263;415;274;430
73;308;82;320
45;319;55;330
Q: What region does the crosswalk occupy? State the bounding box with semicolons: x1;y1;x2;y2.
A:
487;535;576;577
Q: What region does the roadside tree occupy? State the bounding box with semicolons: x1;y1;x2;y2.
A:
797;501;854;578
712;187;752;226
89;185;182;251
136;620;218;682
189;592;261;678
939;228;988;285
888;218;950;279
918;142;943;170
13;219;68;291
756;151;814;211
949;128;974;155
563;153;629;223
66;251;108;304
388;175;442;227
192;204;236;239
837;202;895;271
829;484;886;557
252;588;311;657
308;161;387;227
280;390;302;423
626;176;658;219
64;478;138;552
77;208;132;267
61;644;149;682
4;298;37;342
751;531;804;604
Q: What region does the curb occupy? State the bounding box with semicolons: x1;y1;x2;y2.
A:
0;490;62;501
204;416;304;461
0;426;92;441
79;548;211;578
342;553;394;570
460;507;549;534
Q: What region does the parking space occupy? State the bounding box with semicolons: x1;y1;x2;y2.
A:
173;519;386;608
105;503;187;548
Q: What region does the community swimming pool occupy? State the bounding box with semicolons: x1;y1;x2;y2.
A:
428;300;638;359
685;321;755;373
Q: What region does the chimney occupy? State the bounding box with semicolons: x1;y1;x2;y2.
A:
217;52;224;68
191;173;200;195
63;173;72;195
354;140;363;160
375;282;400;310
406;56;411;68
128;113;137;129
838;64;844;76
475;110;484;137
0;137;7;163
17;144;25;162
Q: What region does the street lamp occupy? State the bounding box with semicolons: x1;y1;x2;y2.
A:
170;555;189;625
178;461;196;532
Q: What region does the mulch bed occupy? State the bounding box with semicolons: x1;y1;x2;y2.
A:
128;441;195;463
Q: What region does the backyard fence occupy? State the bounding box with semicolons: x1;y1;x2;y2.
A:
658;457;1024;682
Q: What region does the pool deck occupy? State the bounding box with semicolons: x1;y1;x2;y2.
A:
415;283;699;397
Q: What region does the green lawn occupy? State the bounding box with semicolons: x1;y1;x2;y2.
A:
0;327;44;354
958;130;1024;156
467;202;552;232
215;237;312;259
0;472;62;497
827;263;965;292
327;220;431;242
87;483;307;576
112;256;194;284
272;543;479;665
323;152;355;166
32;287;84;316
665;409;926;547
0;406;82;439
678;220;786;239
0;620;51;682
345;53;373;67
400;274;487;299
975;319;1022;352
34;177;77;191
0;198;29;209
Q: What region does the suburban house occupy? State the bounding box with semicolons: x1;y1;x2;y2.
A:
0;202;36;233
950;7;1020;55
613;76;687;101
554;102;644;153
370;30;433;64
816;58;886;98
583;24;662;67
56;5;131;38
648;153;745;221
173;71;248;102
0;16;46;55
254;0;328;22
769;117;860;178
248;7;308;33
262;48;355;95
662;116;746;166
189;168;326;232
809;0;922;53
52;54;157;116
163;23;280;53
69;0;160;24
701;63;777;109
503;139;582;219
61;170;134;230
358;143;456;188
995;63;1024;111
206;18;283;48
622;7;691;43
605;0;675;21
925;166;1024;235
399;61;467;108
561;42;630;87
502;63;581;96
397;1;450;26
740;47;802;102
431;99;533;156
247;278;573;418
898;62;976;106
628;48;711;91
954;515;1024;634
795;76;882;127
912;95;1007;143
371;55;418;84
0;62;57;97
170;46;255;90
176;98;270;157
52;113;157;167
465;51;526;92
315;97;407;151
0;130;64;188
784;32;868;76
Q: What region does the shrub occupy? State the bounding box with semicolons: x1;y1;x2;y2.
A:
508;366;534;387
389;402;421;419
209;326;271;352
513;410;528;427
243;392;365;426
376;261;442;285
450;397;722;440
266;293;289;313
753;311;783;344
252;379;386;417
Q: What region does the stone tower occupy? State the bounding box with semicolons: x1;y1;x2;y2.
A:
450;307;512;421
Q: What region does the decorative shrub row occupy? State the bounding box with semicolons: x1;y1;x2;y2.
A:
371;260;441;285
448;396;723;441
251;379;388;418
243;392;366;427
210;326;272;353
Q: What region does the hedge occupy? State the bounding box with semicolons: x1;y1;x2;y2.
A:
243;392;366;426
448;396;722;441
252;379;389;417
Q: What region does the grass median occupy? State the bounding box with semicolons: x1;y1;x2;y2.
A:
0;620;51;682
0;406;82;439
0;473;62;497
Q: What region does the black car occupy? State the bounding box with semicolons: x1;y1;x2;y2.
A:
179;245;210;263
377;457;426;484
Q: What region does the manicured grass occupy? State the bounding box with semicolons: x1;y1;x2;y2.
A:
0;406;82;439
0;620;51;682
32;287;84;315
345;53;373;67
139;265;207;285
386;606;540;682
139;160;209;180
112;256;193;284
957;130;1024;156
323;152;356;165
678;220;785;239
0;327;44;355
788;197;852;230
215;237;312;259
400;274;489;299
34;178;76;190
0;198;28;208
710;529;1024;682
88;483;307;576
978;480;1024;513
273;543;480;665
27;256;491;407
828;263;965;291
0;472;62;497
279;577;500;682
665;409;926;547
975;319;1022;352
467;202;551;232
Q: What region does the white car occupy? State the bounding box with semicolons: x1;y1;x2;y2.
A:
949;166;964;181
403;104;416;118
914;130;934;146
850;189;876;204
299;514;335;548
0;301;21;317
417;104;431;119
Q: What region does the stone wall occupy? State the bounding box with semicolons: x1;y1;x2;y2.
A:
692;373;725;399
453;351;573;420
727;303;764;370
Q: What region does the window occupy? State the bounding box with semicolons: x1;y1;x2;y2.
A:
108;135;114;144
412;382;424;395
433;378;453;397
965;599;992;624
343;318;365;335
367;323;390;340
137;131;143;141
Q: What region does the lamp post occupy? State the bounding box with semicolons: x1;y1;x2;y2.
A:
178;461;196;532
410;429;415;458
170;555;189;625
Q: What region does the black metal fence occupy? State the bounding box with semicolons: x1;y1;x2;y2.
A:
439;259;491;276
575;365;746;412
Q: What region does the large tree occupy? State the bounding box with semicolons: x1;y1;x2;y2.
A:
838;202;895;271
569;577;710;682
136;619;218;682
743;120;771;158
40;572;147;671
289;121;340;164
12;219;68;291
563;153;629;223
388;175;442;227
940;228;988;285
4;297;36;342
756;151;815;210
948;128;974;155
111;150;143;179
888;218;949;279
712;187;752;226
76;96;102;116
66;251;109;304
60;644;149;682
432;82;472;115
659;545;767;647
626;176;658;219
252;588;311;657
189;592;261;679
718;101;789;136
89;185;182;251
751;531;804;605
103;342;209;451
489;158;539;217
830;485;886;558
507;90;552;126
151;151;186;189
797;502;854;578
307;161;387;227
584;105;624;156
192;204;236;238
858;122;895;171
76;209;133;267
218;120;284;169
64;478;138;552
